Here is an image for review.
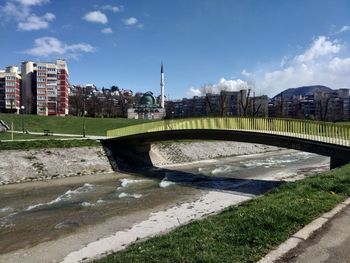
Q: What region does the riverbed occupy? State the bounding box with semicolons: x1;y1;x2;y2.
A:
0;149;329;263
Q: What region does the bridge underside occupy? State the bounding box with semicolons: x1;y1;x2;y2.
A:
102;129;350;170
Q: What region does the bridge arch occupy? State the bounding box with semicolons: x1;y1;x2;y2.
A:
105;118;350;169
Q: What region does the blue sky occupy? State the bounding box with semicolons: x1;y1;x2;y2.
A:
1;0;350;99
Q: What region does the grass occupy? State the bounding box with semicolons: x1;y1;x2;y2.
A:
337;121;350;126
0;113;149;136
0;139;101;151
0;132;81;141
96;164;350;263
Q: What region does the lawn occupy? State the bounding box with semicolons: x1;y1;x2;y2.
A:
0;132;82;141
0;139;101;150
0;113;149;136
96;164;350;263
337;121;350;126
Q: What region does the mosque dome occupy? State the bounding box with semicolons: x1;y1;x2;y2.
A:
140;91;156;106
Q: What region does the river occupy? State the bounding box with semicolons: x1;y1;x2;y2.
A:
0;149;329;263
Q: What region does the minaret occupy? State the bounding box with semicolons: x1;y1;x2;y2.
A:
160;62;165;108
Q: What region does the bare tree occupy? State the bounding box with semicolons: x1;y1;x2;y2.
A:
318;97;331;121
251;92;262;117
239;89;251;116
219;90;227;117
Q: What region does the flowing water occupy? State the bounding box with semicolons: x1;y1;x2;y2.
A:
0;149;329;255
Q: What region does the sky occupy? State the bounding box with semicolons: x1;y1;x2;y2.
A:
1;0;350;99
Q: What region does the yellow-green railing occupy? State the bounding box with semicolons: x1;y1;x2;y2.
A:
107;117;350;147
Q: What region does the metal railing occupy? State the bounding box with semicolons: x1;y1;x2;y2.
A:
107;117;350;147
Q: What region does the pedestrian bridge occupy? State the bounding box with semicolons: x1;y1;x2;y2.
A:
105;117;350;169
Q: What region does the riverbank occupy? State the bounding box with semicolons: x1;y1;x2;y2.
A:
0;145;112;185
0;141;280;185
96;164;350;263
0;148;329;263
150;141;279;166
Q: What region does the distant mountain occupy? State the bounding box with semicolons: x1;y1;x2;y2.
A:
273;85;333;100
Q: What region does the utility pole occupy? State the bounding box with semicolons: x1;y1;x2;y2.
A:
82;88;86;137
10;98;14;141
21;106;25;133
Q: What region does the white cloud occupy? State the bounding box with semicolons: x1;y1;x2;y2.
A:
258;36;350;96
123;17;138;26
101;5;122;13
18;12;55;31
15;0;49;6
294;36;342;63
335;25;350;34
241;69;252;78
0;0;53;30
187;78;249;97
101;27;113;34
187;35;350;98
24;37;95;58
83;11;108;24
0;1;30;20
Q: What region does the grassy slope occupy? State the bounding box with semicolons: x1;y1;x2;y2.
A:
97;164;350;263
0;113;148;136
0;139;100;150
0;132;82;140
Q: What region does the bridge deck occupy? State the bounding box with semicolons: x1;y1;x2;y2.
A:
107;118;350;147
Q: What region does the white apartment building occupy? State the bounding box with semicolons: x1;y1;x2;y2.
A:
21;59;69;116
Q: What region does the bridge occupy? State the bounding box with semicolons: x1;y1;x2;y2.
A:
104;117;350;169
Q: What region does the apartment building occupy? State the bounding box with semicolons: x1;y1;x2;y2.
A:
21;59;69;116
0;66;21;113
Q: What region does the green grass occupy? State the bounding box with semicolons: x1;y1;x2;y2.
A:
96;164;350;263
337;121;350;126
0;139;101;150
0;132;81;141
0;113;148;136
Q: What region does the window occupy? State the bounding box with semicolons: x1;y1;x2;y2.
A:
5;82;15;87
37;72;46;76
37;89;46;94
5;88;16;93
37;96;46;100
37;84;46;88
47;74;57;78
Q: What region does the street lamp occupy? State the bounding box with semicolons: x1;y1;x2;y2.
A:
21;106;25;133
10;98;14;141
82;89;86;138
171;111;174;119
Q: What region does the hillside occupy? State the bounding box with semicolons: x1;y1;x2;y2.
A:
273;85;333;100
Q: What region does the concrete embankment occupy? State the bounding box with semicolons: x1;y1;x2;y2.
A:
0;146;113;185
150;141;279;166
0;141;280;185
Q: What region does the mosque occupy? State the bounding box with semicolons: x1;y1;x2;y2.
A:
127;63;166;120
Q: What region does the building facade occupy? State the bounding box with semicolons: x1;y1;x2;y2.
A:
269;88;350;121
0;66;21;113
21;59;69;116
